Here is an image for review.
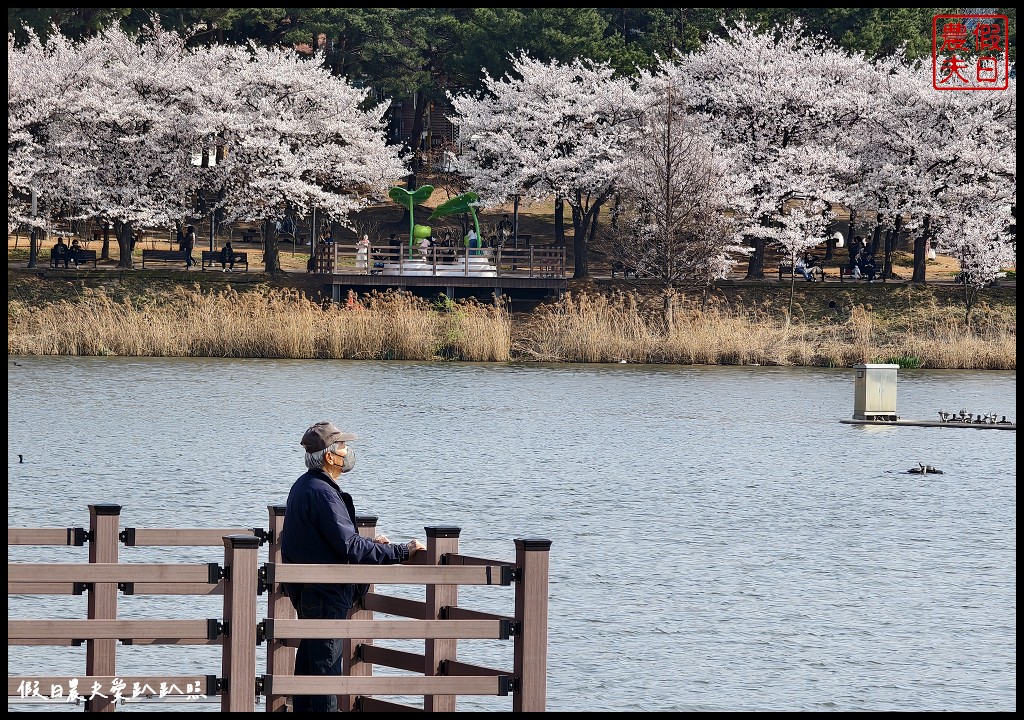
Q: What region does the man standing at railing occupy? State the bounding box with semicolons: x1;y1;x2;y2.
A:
280;421;426;713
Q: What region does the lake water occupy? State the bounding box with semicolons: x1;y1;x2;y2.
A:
7;357;1017;712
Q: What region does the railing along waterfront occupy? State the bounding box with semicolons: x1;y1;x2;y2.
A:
309;243;566;279
8;504;551;712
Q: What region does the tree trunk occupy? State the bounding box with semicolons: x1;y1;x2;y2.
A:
663;291;675;332
263;219;281;273
870;220;883;256
101;223;111;261
554;196;565;248
745;237;766;280
571;202;588;279
881;214;901;280
823;202;835;260
912;216;929;283
28;228;39;268
115;222;133;268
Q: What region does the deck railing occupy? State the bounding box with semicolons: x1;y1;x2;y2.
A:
8;504;550;712
308;243;566;278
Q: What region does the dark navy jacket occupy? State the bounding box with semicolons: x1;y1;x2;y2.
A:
280;469;407;610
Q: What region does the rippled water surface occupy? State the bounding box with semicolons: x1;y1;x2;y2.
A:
7;358;1017;711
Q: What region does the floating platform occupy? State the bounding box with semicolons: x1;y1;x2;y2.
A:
839;418;1015;430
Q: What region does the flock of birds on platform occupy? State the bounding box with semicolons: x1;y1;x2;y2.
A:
937;409;1012;425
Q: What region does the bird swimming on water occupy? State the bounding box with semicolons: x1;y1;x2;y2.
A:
908;462;942;474
19;455;24;463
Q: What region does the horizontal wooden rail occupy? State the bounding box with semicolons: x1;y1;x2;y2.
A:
266;618;509;641
356;644;425;673
8;563;215;584
120;582;222;596
361;592;425;617
8;583;82;595
8;528;84;546
268;563;512;586
445;606;513;623
121;528;258;547
445;659;508;677
264;674;510;697
9;619;214;641
444;553;508;566
10;675;213;698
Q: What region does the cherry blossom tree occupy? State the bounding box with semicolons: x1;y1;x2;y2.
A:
194;42;407;272
8;21;406;272
73;24;211;267
668;18;874;280
449;52;646;278
7;28;107;267
593;73;747;322
857;57;1015;305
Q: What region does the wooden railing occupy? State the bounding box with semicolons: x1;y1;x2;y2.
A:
8;504;551;712
307;243;566;278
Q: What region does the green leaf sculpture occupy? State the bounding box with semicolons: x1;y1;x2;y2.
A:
428;192;482;248
389;185;434;253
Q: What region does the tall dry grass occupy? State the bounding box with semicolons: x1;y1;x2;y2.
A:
7;287;510;362
6;287;1014;368
516;291;1015;369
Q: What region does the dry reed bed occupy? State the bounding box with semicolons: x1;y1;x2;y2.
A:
6;287;1015;369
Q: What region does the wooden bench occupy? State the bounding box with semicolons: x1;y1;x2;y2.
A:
50;248;98;268
141;249;189;268
201;250;248;271
611;260;637;279
838;264;874;282
779;263;824;281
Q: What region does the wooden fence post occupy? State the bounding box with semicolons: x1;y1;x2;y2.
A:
513;538;551;712
222;535;260;712
424;526;460;712
265;505;292;712
85;503;120;713
339;515;378;711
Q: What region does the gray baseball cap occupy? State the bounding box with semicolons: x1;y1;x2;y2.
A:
300;421;358;452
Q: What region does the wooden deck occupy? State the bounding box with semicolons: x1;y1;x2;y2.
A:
313;244;569;303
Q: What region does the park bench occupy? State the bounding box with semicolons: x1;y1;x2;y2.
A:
839;263;873;282
200;250;249;271
50;248;98;268
610;260;637;279
141;249;188;268
778;262;824;281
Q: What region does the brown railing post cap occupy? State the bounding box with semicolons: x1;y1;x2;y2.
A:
89;503;122;515
426;526;461;538
355;515;379;527
514;538;552;551
268;505;286;516
223;534;261;549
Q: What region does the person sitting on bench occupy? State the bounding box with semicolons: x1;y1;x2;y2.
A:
68;239;84;268
52;237;70;268
219;241;236;272
795;253;818;282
